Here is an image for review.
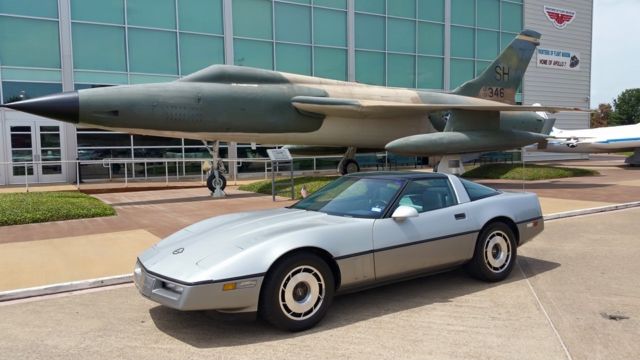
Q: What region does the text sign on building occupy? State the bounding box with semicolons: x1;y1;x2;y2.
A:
537;48;581;71
267;148;292;162
544;6;576;29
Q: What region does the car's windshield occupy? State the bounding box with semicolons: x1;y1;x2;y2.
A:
291;177;405;218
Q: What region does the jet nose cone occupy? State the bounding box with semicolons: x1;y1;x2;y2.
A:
1;91;79;123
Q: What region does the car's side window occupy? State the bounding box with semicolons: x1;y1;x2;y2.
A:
459;178;500;201
395;178;457;214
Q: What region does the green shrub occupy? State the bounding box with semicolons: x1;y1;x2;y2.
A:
0;192;116;226
462;163;598;181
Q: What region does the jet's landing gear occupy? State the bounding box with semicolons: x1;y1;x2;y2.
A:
203;140;227;197
337;147;360;175
625;148;640;167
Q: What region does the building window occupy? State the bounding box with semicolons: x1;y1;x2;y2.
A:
387;54;416;88
451;26;474;58
128;28;178;75
418;22;444;56
71;0;124;24
501;2;523;33
2;82;62;104
0;16;61;68
418;0;444;22
355;0;385;15
0;0;58;18
355;13;385;51
387;18;416;53
477;30;499;60
314;47;347;80
450;59;474;89
276;43;312;75
355;51;385;85
451;0;475;26
233;0;273;40
275;3;311;44
418;56;443;89
179;33;224;74
178;0;223;35
72;23;127;72
234;39;274;70
477;0;499;30
127;0;176;30
313;8;347;47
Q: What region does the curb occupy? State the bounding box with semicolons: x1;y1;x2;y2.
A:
2;201;640;302
543;200;640;221
0;274;132;302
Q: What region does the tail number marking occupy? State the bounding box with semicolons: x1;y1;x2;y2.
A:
481;87;505;99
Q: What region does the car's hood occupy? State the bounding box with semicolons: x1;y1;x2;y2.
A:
139;208;348;282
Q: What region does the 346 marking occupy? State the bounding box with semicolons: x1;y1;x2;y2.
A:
483;87;505;99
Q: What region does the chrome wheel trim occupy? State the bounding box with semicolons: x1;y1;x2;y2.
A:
483;230;512;273
279;265;325;321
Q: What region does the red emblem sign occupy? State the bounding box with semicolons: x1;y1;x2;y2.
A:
544;6;576;29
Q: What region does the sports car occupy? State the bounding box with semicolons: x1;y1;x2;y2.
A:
134;172;543;331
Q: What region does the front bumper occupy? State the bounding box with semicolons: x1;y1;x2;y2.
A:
133;260;263;313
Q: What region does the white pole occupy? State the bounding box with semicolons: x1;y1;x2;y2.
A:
24;163;28;192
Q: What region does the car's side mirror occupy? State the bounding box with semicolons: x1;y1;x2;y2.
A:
391;206;419;221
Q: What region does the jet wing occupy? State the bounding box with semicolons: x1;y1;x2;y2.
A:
291;96;583;118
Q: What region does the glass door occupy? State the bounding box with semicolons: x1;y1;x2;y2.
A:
7;120;66;184
37;124;65;182
8;122;37;184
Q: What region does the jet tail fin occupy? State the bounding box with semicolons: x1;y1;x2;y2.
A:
541;117;556;135
452;29;541;104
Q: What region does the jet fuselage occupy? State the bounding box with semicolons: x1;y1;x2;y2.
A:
72;69;546;149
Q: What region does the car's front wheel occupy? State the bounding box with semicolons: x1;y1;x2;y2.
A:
466;222;517;282
260;252;335;331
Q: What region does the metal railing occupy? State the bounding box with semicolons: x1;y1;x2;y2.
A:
0;154;421;189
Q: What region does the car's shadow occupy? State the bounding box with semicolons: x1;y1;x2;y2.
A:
149;256;559;348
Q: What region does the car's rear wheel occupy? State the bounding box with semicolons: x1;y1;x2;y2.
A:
260;252;334;332
466;222;517;282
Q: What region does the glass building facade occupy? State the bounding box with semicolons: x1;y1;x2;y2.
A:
0;0;525;184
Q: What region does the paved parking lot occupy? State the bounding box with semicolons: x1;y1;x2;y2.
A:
1;208;638;360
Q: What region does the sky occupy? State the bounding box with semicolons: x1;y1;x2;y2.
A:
590;0;640;108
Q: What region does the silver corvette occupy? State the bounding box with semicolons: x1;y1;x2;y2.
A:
134;172;543;331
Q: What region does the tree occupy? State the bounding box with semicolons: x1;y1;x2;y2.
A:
590;103;612;128
611;88;640;125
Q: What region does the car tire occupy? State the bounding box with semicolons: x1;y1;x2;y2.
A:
260;252;335;332
466;222;517;282
206;172;227;192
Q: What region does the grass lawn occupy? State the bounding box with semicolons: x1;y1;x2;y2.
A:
462;163;599;181
0;191;116;226
238;176;338;200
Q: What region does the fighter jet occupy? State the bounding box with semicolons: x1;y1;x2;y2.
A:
1;29;580;188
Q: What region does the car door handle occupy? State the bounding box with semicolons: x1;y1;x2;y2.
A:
454;213;466;220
